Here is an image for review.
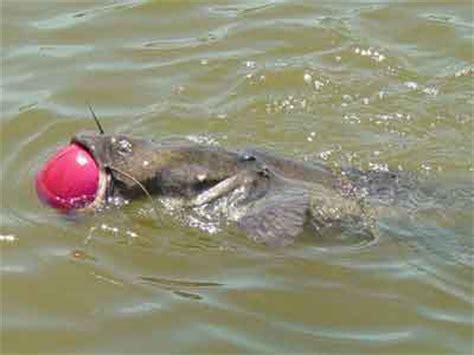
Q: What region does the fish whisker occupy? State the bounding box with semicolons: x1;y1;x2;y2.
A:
87;103;105;135
107;165;160;220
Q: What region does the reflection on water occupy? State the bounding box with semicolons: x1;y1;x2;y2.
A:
1;1;473;353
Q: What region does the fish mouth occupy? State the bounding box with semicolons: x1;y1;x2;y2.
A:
70;135;110;212
79;166;109;212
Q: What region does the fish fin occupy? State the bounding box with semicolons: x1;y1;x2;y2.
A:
191;171;252;206
238;187;309;246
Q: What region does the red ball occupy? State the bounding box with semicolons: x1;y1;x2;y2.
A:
35;143;99;211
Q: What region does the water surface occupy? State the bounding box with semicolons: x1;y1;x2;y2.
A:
1;1;473;353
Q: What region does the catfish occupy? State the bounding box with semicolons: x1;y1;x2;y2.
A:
71;131;379;246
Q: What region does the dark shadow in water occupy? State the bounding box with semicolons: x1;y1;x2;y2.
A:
139;276;223;301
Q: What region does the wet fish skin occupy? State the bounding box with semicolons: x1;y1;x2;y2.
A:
72;132;376;245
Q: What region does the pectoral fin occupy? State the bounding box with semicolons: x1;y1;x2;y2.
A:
191;174;243;207
238;187;309;246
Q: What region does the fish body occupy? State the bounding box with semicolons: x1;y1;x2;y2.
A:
72;132;384;245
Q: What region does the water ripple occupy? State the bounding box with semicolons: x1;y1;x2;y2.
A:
31;0;146;30
2;1;473;353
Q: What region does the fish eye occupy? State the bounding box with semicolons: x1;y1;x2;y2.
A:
116;138;133;156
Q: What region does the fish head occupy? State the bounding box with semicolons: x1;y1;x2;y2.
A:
71;131;160;204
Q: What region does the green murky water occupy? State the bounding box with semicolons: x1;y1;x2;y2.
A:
1;1;473;353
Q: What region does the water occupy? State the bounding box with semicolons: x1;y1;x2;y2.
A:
1;1;473;353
